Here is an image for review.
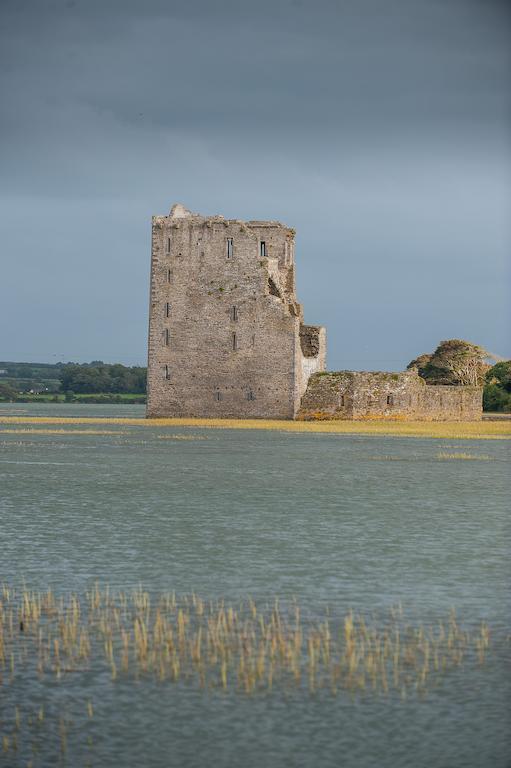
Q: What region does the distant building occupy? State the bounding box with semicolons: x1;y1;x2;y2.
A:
147;205;482;421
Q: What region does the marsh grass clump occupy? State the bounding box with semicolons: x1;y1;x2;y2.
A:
156;434;209;441
0;586;495;699
436;453;493;460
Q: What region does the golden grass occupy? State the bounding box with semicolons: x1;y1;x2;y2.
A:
436;452;493;460
0;416;509;439
0;585;493;697
156;434;209;440
0;585;500;759
0;428;122;435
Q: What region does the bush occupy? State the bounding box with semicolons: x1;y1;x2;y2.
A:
0;382;18;402
483;361;511;411
483;384;511;412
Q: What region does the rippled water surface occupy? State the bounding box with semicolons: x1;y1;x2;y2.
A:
0;404;509;767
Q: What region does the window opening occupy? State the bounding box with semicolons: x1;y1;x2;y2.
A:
165;328;170;346
231;305;238;322
232;332;237;351
340;395;345;406
165;302;171;317
166;237;171;253
164;365;170;380
226;238;233;259
215;391;222;401
387;394;394;406
247;390;255;401
260;241;267;257
268;277;281;298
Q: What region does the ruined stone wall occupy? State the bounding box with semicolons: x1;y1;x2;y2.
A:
147;205;325;419
420;385;482;421
299;325;327;398
297;370;482;421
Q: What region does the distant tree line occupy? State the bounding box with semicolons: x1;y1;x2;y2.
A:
0;361;147;399
59;362;146;394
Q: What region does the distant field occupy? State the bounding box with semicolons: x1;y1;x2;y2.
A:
0;415;510;439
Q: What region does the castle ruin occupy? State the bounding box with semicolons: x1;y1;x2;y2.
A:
147;205;482;421
147;204;326;418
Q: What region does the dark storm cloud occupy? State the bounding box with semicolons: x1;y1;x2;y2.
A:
0;0;509;366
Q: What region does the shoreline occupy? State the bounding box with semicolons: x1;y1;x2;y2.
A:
0;415;510;439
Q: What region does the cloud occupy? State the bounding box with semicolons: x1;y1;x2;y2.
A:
0;0;509;365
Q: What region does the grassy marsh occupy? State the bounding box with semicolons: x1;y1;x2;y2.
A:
0;416;510;439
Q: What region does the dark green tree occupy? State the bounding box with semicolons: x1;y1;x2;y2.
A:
0;382;18;401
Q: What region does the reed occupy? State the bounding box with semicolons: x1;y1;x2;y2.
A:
0;585;498;699
436;452;493;460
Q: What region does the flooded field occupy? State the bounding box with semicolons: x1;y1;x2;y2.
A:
0;404;509;767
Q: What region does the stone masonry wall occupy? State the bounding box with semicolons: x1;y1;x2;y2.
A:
297;370;482;421
299;325;327;398
147;204;326;419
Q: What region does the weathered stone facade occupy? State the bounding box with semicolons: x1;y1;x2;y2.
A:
147;204;482;421
297;370;482;421
147;204;326;418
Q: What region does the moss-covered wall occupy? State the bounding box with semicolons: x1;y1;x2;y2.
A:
297;370;482;421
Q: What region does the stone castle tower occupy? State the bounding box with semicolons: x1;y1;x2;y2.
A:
147;204;326;418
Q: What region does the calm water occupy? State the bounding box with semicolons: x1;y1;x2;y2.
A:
0;403;510;767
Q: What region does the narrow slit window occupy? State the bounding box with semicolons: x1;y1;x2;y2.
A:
247;390;255;401
387;394;394;406
231;305;238;322
167;269;171;283
260;241;266;258
232;332;237;351
164;365;170;380
166;237;171;253
226;238;233;259
164;328;170;346
215;391;222;402
340;395;345;406
165;302;171;318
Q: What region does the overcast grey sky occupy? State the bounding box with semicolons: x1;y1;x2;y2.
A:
1;0;509;369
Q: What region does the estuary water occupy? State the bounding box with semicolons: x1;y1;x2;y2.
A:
0;403;509;767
